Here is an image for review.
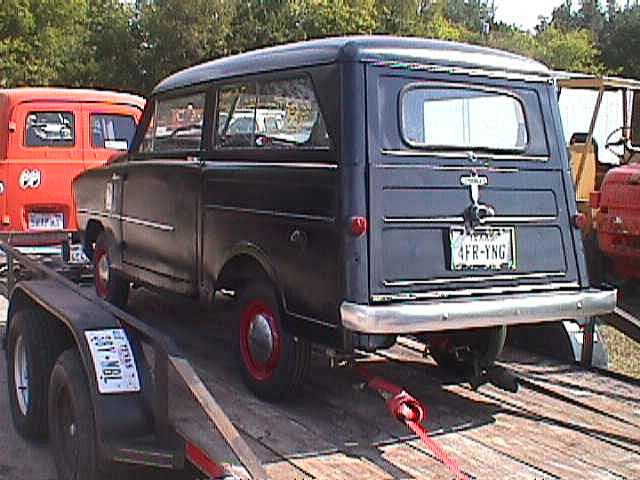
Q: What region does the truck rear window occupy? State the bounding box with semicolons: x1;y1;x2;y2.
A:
91;114;136;150
401;86;528;151
25;111;75;147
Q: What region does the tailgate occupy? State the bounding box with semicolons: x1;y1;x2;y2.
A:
366;67;582;300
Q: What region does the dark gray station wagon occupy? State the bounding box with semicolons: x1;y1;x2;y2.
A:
74;36;615;400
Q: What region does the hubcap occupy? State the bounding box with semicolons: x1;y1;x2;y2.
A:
97;253;109;286
240;300;282;381
247;313;274;365
13;335;29;415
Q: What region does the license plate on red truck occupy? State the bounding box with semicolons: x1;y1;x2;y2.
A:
28;212;64;230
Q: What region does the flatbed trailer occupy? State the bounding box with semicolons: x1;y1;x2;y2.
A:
2;241;640;480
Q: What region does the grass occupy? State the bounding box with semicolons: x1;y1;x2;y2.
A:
599;324;640;379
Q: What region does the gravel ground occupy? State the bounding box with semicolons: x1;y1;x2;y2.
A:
600;324;640;379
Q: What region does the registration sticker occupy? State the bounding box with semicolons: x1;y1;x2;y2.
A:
85;329;141;394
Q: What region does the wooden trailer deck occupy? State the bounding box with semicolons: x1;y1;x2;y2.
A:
127;288;640;480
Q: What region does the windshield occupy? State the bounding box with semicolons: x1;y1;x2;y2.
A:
558;88;626;165
401;87;528;151
91;114;136;150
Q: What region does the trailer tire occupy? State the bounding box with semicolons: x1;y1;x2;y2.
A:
49;348;113;480
428;325;507;374
94;232;129;308
234;281;310;401
6;309;62;440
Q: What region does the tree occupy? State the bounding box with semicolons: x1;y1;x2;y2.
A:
0;0;89;87
137;0;231;93
601;5;640;78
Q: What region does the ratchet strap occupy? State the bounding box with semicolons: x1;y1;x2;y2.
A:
359;367;471;480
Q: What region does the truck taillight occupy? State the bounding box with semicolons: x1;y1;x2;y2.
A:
589;191;601;209
573;212;588;230
350;216;368;237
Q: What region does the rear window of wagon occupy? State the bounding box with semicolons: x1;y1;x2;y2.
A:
401;85;529;151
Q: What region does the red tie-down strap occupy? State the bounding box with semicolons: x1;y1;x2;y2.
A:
359;367;471;480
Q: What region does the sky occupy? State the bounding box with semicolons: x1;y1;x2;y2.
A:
492;0;567;31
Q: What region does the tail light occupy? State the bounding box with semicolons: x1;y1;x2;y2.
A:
573;212;588;230
589;191;601;209
350;216;368;237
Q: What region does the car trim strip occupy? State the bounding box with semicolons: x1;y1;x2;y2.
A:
383;215;557;224
204;204;335;223
204;161;338;169
383;271;566;288
373;281;579;302
380;149;549;162
77;209;175;232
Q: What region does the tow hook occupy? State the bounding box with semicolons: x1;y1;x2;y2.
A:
468;357;519;393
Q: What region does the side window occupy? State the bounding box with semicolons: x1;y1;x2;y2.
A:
91;114;136;151
140;93;205;153
25;111;75;147
216;83;258;147
215;76;330;149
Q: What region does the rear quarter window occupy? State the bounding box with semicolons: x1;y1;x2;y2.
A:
401;86;528;150
25;111;75;147
91;114;136;151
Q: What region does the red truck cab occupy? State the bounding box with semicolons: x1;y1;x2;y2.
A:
0;88;145;245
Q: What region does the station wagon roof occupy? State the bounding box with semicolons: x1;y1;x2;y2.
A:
0;87;145;109
153;35;551;94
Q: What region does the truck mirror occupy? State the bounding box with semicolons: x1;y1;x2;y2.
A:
632;91;640;147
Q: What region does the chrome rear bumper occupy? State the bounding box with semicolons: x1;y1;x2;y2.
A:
341;289;616;334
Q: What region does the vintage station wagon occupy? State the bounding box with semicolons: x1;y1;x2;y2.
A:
74;37;616;400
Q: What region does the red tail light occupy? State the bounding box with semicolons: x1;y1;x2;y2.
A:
573;212;588;230
589;191;601;209
350;216;368;237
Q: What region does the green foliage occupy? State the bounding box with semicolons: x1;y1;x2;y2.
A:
601;5;640;79
1;0;639;94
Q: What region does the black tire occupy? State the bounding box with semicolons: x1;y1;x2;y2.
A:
49;348;111;480
233;281;310;401
428;325;507;374
6;309;63;440
93;231;129;308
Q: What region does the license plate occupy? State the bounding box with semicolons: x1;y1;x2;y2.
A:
85;329;140;394
69;243;88;264
28;212;64;230
450;227;516;270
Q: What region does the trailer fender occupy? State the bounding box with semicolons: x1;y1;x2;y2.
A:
6;280;154;456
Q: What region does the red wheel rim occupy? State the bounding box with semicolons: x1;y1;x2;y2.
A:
94;246;109;299
239;299;282;381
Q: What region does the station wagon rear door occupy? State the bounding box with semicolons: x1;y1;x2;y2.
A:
366;66;584;302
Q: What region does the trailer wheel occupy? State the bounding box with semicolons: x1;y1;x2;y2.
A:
234;281;310;401
427;325;507;374
94;232;129;308
6;309;61;440
49;348;112;480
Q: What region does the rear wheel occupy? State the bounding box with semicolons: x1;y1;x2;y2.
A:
427;325;507;374
93;232;129;308
234;281;310;401
49;349;111;480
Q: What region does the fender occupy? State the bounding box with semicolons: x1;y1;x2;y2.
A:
7;281;154;458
